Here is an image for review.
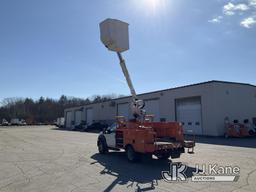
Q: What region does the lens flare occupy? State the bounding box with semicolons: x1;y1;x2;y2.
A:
147;0;160;11
132;0;168;16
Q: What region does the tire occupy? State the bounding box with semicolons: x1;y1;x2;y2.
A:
144;153;152;160
171;153;180;159
249;130;254;136
156;153;171;160
126;145;139;162
98;139;108;154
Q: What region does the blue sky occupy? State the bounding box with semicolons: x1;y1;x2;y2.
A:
0;0;255;101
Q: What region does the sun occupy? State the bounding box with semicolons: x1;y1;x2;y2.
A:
147;0;160;10
142;0;161;13
134;0;167;15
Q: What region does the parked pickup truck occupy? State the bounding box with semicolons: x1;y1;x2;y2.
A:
1;119;9;126
55;117;65;128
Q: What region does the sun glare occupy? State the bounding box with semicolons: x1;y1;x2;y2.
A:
147;0;160;11
132;0;168;16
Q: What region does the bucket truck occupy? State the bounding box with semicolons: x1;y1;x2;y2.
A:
97;18;195;162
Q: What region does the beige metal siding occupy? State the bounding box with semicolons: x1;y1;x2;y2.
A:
64;82;256;136
213;83;256;136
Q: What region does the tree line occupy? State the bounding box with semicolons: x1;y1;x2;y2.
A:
0;94;123;124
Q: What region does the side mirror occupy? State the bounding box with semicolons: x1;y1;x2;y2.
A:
103;127;107;134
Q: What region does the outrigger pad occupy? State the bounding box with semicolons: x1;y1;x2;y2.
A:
184;140;195;154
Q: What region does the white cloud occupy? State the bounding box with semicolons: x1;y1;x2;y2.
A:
223;2;250;16
223;3;235;15
240;17;256;28
235;4;250;11
249;0;256;7
208;16;223;23
210;1;256;28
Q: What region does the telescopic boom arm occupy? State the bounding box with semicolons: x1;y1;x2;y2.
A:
116;52;145;120
117;52;137;100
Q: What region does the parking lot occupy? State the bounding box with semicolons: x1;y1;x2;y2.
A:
0;126;255;192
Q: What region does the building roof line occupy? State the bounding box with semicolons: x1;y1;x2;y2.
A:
110;80;256;101
64;80;256;110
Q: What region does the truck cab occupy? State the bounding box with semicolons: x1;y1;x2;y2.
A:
103;123;117;148
98;123;117;150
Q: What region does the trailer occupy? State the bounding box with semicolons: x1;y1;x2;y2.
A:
10;118;20;126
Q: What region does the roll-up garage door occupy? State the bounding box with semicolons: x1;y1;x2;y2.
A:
66;111;72;128
176;97;203;135
86;108;93;126
75;110;82;126
144;99;160;122
117;103;130;120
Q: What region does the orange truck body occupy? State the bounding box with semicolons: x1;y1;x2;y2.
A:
115;120;194;156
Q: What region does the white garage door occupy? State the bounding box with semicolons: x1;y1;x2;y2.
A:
145;99;160;122
176;97;203;135
75;111;82;126
86;108;93;126
66;111;72;128
117;103;130;120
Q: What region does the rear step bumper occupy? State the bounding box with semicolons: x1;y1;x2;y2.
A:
154;146;185;157
154;141;183;151
184;140;195;148
153;141;195;154
154;142;185;155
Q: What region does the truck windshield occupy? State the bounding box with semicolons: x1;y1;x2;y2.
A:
108;123;117;132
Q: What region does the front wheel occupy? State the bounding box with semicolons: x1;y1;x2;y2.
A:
98;139;108;154
126;145;139;162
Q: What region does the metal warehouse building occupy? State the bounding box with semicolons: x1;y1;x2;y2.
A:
64;81;256;136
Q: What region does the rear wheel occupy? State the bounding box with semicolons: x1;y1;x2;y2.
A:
156;153;171;160
98;139;108;154
171;152;181;159
126;145;139;162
